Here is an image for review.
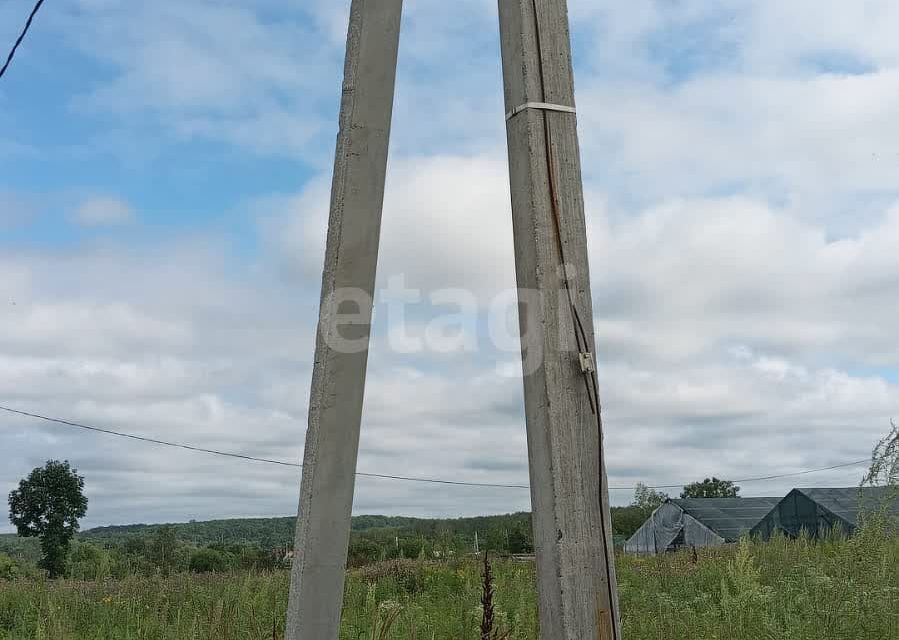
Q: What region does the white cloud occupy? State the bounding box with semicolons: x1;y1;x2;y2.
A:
737;1;899;72
0;243;318;531
4;0;899;531
258;142;899;502
594;197;899;367
71;196;136;227
4;185;898;529
577;71;899;220
273;154;516;298
60;0;340;157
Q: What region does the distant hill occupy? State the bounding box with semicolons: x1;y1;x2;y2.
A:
77;513;533;548
80;517;297;548
2;506;639;563
2;513;531;559
0;513;537;569
0;533;41;564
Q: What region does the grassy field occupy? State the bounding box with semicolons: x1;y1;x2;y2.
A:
1;529;897;639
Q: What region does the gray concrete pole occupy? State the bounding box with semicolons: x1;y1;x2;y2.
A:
497;1;622;639
286;1;403;638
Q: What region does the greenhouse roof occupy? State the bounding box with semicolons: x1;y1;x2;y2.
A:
670;497;780;541
792;487;899;526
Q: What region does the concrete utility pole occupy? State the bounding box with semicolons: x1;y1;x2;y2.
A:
498;1;621;639
286;1;403;638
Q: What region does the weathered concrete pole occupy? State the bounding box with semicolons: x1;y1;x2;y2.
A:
498;1;622;639
286;1;403;638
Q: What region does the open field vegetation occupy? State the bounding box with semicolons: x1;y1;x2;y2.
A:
0;507;654;573
2;522;897;640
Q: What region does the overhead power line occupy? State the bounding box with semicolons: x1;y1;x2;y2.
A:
0;405;528;489
636;459;871;490
0;0;47;80
0;404;869;491
2;405;299;467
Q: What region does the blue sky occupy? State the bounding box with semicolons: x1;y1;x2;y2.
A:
1;4;323;252
3;0;899;531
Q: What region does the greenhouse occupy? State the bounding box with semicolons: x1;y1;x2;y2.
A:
624;497;780;555
751;487;899;540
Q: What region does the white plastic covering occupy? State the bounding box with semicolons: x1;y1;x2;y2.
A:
624;502;726;555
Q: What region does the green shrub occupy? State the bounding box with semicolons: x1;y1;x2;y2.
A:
188;547;231;573
236;545;278;571
66;542;112;580
0;553;21;581
348;537;382;567
0;552;40;582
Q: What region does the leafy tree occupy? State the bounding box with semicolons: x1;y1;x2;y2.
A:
8;460;88;578
348;537;382;567
863;419;898;489
860;420;899;528
605;484;669;541
189;547;230;573
681;477;740;499
608;482;671;541
433;526;460;558
123;536;148;557
610;506;648;539
235;545;277;571
149;525;180;575
633;482;669;511
507;526;533;554
399;537;425;560
0;553;22;581
0;552;38;581
66;541;111;580
484;525;508;553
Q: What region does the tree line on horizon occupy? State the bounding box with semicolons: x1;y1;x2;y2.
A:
1;465;739;581
7;419;896;580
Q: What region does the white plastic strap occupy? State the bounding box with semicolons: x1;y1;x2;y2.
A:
505;101;577;121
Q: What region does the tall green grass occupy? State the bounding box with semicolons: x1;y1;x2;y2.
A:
2;530;897;639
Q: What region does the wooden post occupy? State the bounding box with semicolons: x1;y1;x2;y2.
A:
497;1;622;638
286;1;403;638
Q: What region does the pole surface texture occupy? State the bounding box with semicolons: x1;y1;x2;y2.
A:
286;1;403;638
498;1;622;638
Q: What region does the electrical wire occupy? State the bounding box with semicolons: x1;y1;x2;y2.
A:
0;0;47;80
0;405;529;488
0;404;870;490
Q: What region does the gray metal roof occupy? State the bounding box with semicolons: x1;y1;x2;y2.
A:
669;497;780;541
793;487;899;527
